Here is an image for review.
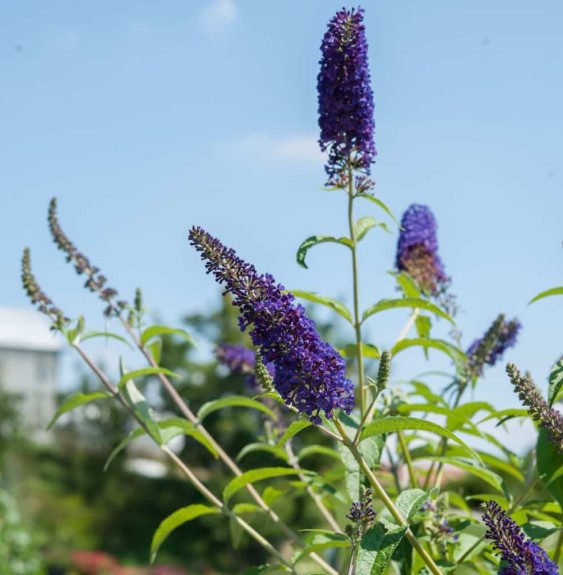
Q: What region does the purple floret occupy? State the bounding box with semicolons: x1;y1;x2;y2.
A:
215;343;274;391
482;500;559;574
189;227;355;423
318;6;376;184
396;204;449;295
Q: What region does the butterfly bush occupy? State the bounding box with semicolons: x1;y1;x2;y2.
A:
189;227;355;423
16;4;563;575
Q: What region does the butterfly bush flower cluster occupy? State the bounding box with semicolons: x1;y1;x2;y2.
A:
482;500;559;574
317;6;376;185
215;343;274;392
466;315;521;378
396;204;449;296
345;488;376;542
189;227;355;423
507;364;563;454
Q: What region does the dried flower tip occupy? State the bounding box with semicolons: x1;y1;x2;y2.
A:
506;364;563;454
48;197;121;312
21;248;68;326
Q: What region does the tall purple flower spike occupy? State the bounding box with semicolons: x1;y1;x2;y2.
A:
318;6;376;184
482;500;559;574
396;204;449;295
189;227;355;424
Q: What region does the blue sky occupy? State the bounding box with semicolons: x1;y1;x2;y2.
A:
1;1;562;448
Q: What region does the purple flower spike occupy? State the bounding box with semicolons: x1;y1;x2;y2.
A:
318;6;376;184
466;315;521;378
189;227;355;423
482;500;559;574
396;204;449;295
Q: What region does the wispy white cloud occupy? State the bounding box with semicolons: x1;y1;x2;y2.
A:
200;0;238;37
224;132;325;165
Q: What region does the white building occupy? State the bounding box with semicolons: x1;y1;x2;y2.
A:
0;307;61;439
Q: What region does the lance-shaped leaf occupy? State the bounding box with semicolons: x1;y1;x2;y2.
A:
360;416;480;463
356;524;408;575
354;216;390;241
356;193;401;227
296;234;352;269
150;504;221;562
392;338;466;373
48;391;113;430
80;331;133;349
362;298;454;325
140;325;196;348
276;420;312;447
197;395;277;423
292;532;350;565
477;409;529;425
298;445;341;462
529;286;563;304
289;290;353;324
121;380;161;444
338;343;380;359
117;367;180;391
223;467;306;504
104;418;218;470
548;357;563;407
537;428;563;508
236;443;289;463
393;272;421;298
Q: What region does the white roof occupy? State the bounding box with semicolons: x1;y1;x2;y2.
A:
0;307;62;352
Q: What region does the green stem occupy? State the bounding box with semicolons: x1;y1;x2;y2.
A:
334;419;443;575
398;430;419;489
347;163;367;416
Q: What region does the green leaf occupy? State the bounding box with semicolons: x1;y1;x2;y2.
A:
298;445;341;462
355;216;390;241
289;290;353;324
104;427;145;470
452;523;488;563
296;234;352;269
337;442;360;502
140;325;196;347
393;272;421;299
80;331;133;349
229;516;244;549
356;524;408;575
395;489;429;521
477;409;529;425
521;521;561;541
548;357;563;407
356;193;401;227
118;367;180;391
360;416;480;463
529;286;563;304
276;420;312;447
149;339;162;364
392;338;466;373
198;395;277;423
292;532;350;565
236;443;288;463
47;391;112;429
121;380;162;444
415;315;432;340
422;457;504;492
223;468;306;504
362;298;454;325
150;504;220;562
537;428;563;508
338;343;381;359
